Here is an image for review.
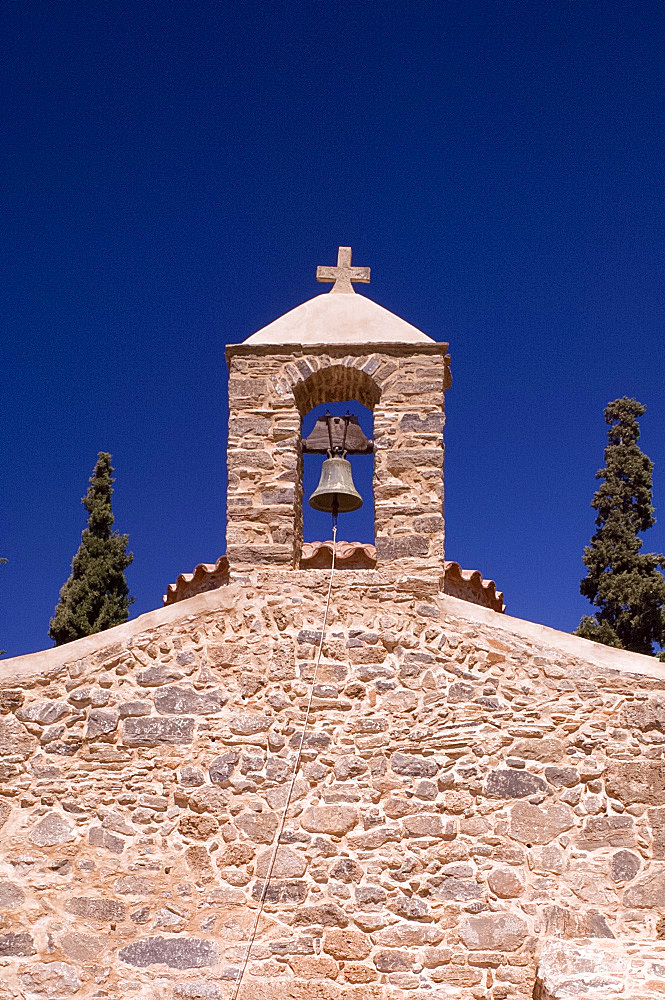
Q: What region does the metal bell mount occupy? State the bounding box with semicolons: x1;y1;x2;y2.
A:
308;413;364;515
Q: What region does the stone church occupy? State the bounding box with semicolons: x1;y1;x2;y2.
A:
1;249;665;999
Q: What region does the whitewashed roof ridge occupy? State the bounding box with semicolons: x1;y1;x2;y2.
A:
242;291;435;346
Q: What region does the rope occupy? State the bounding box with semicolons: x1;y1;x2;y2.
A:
231;520;338;1000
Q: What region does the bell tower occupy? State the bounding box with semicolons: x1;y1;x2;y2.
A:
224;247;451;583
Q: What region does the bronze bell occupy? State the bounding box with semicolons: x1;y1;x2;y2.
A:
308;456;363;514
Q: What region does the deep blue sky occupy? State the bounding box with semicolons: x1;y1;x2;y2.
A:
2;2;664;658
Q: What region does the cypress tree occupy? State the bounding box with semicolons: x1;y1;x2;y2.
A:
50;452;134;646
575;397;665;655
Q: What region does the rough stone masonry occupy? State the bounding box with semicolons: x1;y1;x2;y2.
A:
2;254;665;1000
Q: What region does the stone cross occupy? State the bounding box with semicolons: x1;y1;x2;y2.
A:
316;246;370;294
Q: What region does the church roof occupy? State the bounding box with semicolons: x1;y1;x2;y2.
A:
242;291;435;346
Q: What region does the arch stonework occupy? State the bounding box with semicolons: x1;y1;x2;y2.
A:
225;343;449;574
290;361;382;413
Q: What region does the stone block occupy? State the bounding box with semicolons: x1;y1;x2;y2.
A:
375;536;429;560
0;931;35;956
262;488;294;505
208;751;239;784
374;922;443;946
0;880;25;908
0;688;24;713
235;811;278;843
64;897;126;921
334;755;369;780
542;905;614;938
578;815;635;849
488;868;524;898
59;932;105;962
119;699;151;717
251;879;307;903
29;812;74;847
185;845;213;875
323;929;371;960
389;894;429;920
431;965;483;986
154;685;227;715
348;826;400;849
119;936;219;969
510;737;564;762
227;544;292;565
18;961;81;995
154;906;186;929
544;766;580;787
399;412;445;433
174;982;225;998
122;716;195;746
535;940;657;1000
485;768;547;798
85;709;119;739
623;868;665;907
136;665;185;686
179;814;219;839
270;647;296;680
228;449;275;470
89;826;124;853
606;760;665;806
383;449;443;472
610;849;641;882
329;857;363;883
206;643;242;667
509;800;574;845
432;876;481;900
115;875;155;895
256;846;307;878
373;949;414;972
270;936;314;956
343;962;377;982
69;685;110;708
288;955;339;979
414;514;444;532
229;712;272;735
292;902;348;927
650;806;665;858
391;752;439;777
180;765;205;786
448;681;474;702
622;696;665;732
0;717;37;760
459;912;527;951
401;814;453;839
301;805;358;836
17;700;68;725
350;717;388;734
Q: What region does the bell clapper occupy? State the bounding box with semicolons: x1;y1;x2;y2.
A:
331;495;339;542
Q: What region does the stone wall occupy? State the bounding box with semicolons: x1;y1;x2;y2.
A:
2;579;665;999
225;343;450;573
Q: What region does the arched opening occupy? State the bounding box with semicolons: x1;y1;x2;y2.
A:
292;364;381;414
301;400;375;546
292;365;381;556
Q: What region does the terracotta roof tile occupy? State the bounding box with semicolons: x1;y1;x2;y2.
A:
164;543;504;613
163;555;229;606
442;559;505;613
300;540;377;569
